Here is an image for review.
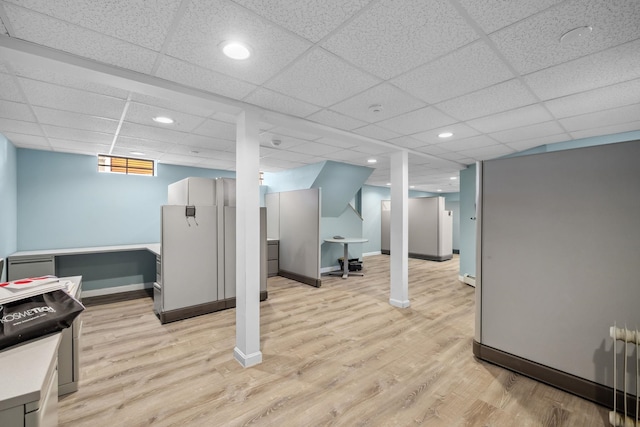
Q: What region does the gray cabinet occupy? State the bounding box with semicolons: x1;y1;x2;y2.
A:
267;240;279;277
7;255;55;281
58;277;82;395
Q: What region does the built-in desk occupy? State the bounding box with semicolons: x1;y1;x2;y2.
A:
8;244;160;297
0;276;82;427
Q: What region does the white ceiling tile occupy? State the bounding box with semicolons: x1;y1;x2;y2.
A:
265;48;379;107
489;121;565;143
49;138;110;155
314;137;359;150
1;16;7;34
1;131;49;148
466;104;554;133
375;107;456;135
436;79;537;121
10;63;130;99
125;102;205;133
260;157;305;170
505;133;572;152
5;5;159;74
457;144;516;161
391;40;514;104
559;103;640;132
157;153;203;167
457;0;564;34
287;142;340;156
4;0;181;50
129;93;217;118
569;120;640;140
119;122;189;145
388;136;425;149
244;88;321;118
19;78;126;119
155;56;257;101
166;0;312;85
266;127;320;141
435;135;498;152
266;149;318;163
113;136;175;153
167;145;235;161
490;0;640;74
191;119;236;140
305;109;368;131
111;147;166;160
321;0;477;79
331;148;378;162
331;84;425;123
544;79;640;119
0;72;25;102
524;39;640;100
411;122;480;145
195;158;236;171
41;125;112;145
230;0;373;42
351;143;395;155
259;134;306;150
352;124;401;141
0;99;35;121
413;145;453;156
181;134;235;151
0;117;42;135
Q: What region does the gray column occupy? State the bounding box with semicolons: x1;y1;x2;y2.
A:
390;150;409;308
234;109;262;367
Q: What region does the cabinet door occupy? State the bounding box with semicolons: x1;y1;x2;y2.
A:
8;256;55;281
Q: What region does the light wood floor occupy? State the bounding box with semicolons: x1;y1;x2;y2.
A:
59;255;609;426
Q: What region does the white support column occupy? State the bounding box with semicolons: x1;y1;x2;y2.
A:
234;109;262;367
390;150;410;308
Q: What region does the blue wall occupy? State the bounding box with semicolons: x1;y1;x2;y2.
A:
17;149;234;250
0;135;17;281
458;130;640;279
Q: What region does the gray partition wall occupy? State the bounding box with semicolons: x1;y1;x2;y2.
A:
381;196;452;261
476;140;640;409
266;189;321;287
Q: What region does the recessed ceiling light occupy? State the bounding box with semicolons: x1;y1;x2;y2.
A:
560;26;592;45
130;151;145;156
153;116;174;124
410;185;415;189
220;41;251;60
438;132;453;138
437;189;442;192
386;182;391;186
450;176;457;180
367;158;377;163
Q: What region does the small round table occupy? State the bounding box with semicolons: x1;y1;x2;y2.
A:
324;237;368;279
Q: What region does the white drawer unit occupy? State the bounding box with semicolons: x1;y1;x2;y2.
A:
7;255;55;281
0;336;60;427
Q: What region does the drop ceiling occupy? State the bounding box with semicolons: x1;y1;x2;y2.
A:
0;0;639;193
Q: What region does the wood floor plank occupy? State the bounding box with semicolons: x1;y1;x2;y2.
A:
58;255;609;426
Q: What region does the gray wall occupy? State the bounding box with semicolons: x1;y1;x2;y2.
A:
479;140;640;392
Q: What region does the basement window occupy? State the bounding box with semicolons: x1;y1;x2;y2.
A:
98;155;155;176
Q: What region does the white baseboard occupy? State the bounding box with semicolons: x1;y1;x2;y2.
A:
234;347;262;368
320;265;342;274
363;251;382;257
459;274;476;287
81;282;153;298
389;298;410;308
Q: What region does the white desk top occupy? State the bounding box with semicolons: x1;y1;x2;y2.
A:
10;243;161;258
0;276;82;411
324;237;368;244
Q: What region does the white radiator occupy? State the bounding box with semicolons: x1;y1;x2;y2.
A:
609;325;639;427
